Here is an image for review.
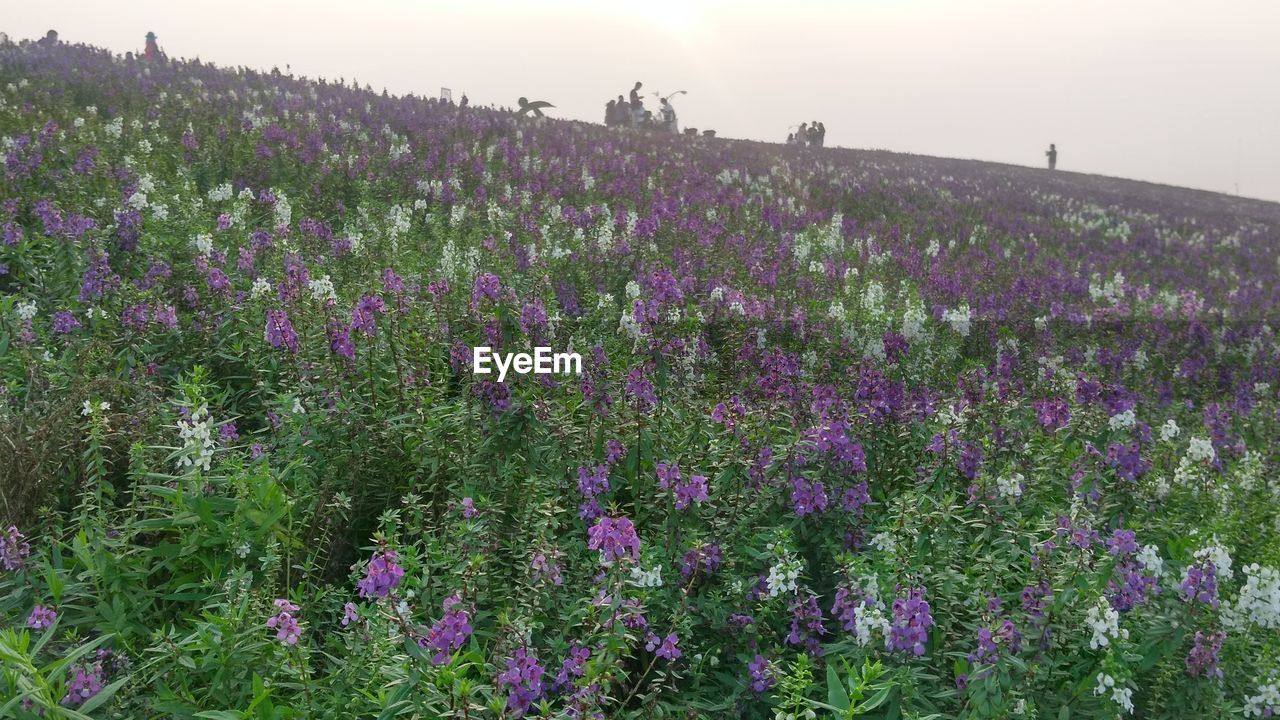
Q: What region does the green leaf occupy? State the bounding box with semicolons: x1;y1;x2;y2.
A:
860;686;892;712
827;663;851;712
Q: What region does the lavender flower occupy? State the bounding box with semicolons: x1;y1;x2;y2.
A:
266;599;303;645
587;515;641;565
889;587;934;656
357;548;405;599
26;604;57;630
1;526;31;571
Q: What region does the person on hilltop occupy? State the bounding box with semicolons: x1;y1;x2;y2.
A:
807;121;820;147
816;121;826;148
605;99;617;126
659;97;678;133
144;31;166;61
796;122;808;146
614;95;628;126
1045;143;1058;171
38;29;60;47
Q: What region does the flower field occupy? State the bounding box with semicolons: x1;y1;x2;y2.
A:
3;39;1280;719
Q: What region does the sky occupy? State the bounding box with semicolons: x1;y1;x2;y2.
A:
7;0;1280;202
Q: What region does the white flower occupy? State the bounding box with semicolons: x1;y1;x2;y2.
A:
14;300;37;321
82;400;93;416
1111;687;1134;714
1244;678;1280;718
625;281;641;300
1108;409;1136;431
1189;539;1233;582
176;405;215;473
627;565;663;588
250;277;272;300
291;398;306;415
1159;419;1180;442
1186;436;1216;464
996;473;1024;501
766;558;802;597
870;532;896;554
308;275;336;302
193;233;214;256
852;604;890;647
1223;564;1280;631
1085;601;1127;649
1136;545;1163;576
942;304;971;336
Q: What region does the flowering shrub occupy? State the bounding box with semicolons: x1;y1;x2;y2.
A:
2;37;1280;718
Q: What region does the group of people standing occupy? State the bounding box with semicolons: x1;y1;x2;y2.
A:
604;81;679;133
787;121;826;148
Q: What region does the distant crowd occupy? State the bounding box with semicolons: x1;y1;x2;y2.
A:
604;81;680;133
19;30;1067;168
787;121;826;148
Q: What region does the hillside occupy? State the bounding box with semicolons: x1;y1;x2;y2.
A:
2;38;1280;719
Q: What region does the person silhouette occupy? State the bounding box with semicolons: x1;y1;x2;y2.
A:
659;97;677;133
144;31;165;61
38;30;59;47
1046;143;1058;171
816;122;826;148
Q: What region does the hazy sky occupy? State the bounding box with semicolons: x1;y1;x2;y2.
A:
7;1;1280;202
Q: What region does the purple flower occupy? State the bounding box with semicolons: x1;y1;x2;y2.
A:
264;309;299;352
1185;630;1224;680
351;294;385;336
679;544;722;580
423;593;473;665
1107;529;1138;556
1180;561;1219;608
645;631;682;660
674;474;709;510
531;553;563;586
460;496;478;518
382;268;405;295
357;548;406;599
497;646;545;717
790;476;829;517
552;643;591;691
888;587;934;656
27;604;57;630
1;525;31;571
341;602;359;627
61;662;106;707
266;599;302;645
787;595;827;656
748;654;775;693
218;422;239;442
625;366;657;412
587;515;641;565
52;310;81;334
1034;398;1071;431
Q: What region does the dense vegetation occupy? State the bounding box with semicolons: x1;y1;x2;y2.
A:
2;38;1280;719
